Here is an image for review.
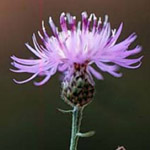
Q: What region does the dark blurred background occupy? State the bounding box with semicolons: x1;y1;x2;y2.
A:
0;0;150;149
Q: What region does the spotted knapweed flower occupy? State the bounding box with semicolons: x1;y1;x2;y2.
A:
11;12;142;106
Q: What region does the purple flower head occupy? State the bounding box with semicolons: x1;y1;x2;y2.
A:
11;12;143;86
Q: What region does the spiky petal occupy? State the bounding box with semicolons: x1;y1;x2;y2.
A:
11;12;143;85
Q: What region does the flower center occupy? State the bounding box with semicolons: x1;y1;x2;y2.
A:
74;63;87;71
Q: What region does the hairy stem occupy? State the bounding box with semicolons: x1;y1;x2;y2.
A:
69;106;83;150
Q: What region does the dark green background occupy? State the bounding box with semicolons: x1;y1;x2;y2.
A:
0;0;150;149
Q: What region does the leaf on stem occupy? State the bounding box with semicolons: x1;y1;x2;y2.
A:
76;131;95;137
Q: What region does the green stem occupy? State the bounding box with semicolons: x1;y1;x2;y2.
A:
69;106;83;150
